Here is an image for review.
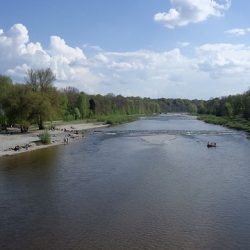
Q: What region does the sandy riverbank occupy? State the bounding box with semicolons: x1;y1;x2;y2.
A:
0;122;108;158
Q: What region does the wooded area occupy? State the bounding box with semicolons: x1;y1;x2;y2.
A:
0;68;249;132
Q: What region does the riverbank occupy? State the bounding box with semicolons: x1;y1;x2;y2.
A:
87;114;143;125
198;115;250;133
0;122;108;158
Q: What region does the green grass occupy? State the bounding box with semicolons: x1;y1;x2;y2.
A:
39;130;51;144
198;115;250;133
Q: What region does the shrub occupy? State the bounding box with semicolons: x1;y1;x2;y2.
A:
20;120;30;133
39;130;51;144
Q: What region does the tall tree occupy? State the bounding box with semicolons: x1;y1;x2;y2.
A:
25;68;56;129
77;92;89;118
0;75;13;128
89;98;96;115
26;68;56;92
2;84;34;132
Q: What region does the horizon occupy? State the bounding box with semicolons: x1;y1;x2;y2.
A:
1;0;250;99
7;74;249;102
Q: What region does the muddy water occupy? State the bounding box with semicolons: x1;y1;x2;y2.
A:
1;115;250;249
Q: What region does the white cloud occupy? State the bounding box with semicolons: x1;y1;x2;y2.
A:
225;28;250;36
0;23;249;99
91;44;250;98
154;0;231;28
50;36;86;62
196;43;250;77
0;24;98;93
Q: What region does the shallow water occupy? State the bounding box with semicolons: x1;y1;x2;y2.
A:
1;115;250;249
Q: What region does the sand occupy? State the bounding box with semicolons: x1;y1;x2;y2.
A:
0;122;108;157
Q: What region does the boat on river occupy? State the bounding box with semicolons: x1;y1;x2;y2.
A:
207;142;216;148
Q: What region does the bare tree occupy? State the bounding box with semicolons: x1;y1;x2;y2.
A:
26;68;56;92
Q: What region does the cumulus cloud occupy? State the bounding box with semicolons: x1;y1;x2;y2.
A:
90;43;250;98
196;43;250;77
225;28;250;36
50;36;86;62
91;49;192;97
196;44;250;88
0;23;98;92
1;23;249;99
154;0;231;28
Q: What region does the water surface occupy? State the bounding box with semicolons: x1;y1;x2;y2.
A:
1;114;250;249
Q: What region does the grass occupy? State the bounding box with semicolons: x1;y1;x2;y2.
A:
198;115;250;133
39;130;51;144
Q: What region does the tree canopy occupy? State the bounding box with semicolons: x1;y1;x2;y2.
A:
0;68;249;132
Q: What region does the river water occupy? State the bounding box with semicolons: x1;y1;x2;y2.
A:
1;114;250;249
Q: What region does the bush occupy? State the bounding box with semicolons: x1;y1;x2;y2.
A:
39;130;51;144
198;115;250;132
20;120;30;133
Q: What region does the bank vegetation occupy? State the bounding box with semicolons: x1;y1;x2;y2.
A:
0;68;249;133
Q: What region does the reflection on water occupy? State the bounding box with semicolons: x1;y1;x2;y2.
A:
1;115;250;249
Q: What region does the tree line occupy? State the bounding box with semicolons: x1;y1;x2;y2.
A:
0;68;249;132
157;92;250;121
194;91;250;132
0;68;160;132
198;92;250;119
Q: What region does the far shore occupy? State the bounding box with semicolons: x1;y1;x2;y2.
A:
0;122;108;158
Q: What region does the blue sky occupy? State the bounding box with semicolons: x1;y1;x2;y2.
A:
1;0;250;99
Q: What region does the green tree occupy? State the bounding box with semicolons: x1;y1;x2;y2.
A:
77;92;89;118
243;95;250;119
74;107;81;120
0;75;13;128
30;93;53;130
188;102;197;114
25;68;56;129
224;102;233;117
2;84;33;132
89;98;96;115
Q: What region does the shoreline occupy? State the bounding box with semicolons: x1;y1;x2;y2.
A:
0;122;108;158
198;115;250;133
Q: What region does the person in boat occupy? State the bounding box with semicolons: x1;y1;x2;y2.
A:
207;142;216;147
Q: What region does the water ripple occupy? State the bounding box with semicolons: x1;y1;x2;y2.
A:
96;129;241;137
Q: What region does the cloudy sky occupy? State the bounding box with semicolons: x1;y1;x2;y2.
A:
0;0;250;99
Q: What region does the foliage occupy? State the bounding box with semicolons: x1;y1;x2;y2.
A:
1;84;34;129
39;130;51;144
0;75;13;128
31;93;53;130
158;98;198;114
19;120;30;133
77;92;89;118
198;115;250;132
25;68;57;129
0;68;249;133
74;107;81;120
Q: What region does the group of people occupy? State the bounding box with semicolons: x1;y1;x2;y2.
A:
207;142;216;147
12;144;30;151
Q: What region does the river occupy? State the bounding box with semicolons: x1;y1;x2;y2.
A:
1;114;250;249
